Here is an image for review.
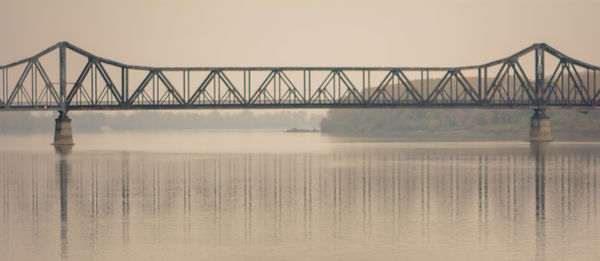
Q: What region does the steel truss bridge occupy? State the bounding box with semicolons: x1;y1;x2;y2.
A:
0;42;599;112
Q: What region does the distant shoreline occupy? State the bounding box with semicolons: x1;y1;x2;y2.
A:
285;128;320;133
319;108;600;141
321;130;600;142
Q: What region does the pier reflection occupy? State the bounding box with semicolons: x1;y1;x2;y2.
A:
58;154;69;260
531;142;548;261
54;145;73;156
0;143;598;260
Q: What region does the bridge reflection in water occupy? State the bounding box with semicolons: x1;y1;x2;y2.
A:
1;142;599;260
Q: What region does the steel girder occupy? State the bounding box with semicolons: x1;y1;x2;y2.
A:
1;42;599;111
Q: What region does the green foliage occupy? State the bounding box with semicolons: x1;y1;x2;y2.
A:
320;108;600;138
321;74;600;139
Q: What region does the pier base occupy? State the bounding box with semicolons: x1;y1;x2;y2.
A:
53;111;74;153
529;109;552;142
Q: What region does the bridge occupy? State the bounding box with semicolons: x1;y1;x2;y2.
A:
1;42;598;150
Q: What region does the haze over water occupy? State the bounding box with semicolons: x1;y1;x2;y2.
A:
2;0;600;259
0;131;599;260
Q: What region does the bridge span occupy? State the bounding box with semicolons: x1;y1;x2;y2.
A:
1;42;598;150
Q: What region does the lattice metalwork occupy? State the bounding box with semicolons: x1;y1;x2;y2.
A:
1;42;598;111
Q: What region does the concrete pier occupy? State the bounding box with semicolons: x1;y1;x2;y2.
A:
529;109;552;142
53;111;74;147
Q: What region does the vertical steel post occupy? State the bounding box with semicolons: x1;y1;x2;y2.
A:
308;70;311;102
484;67;488;102
2;68;5;106
187;71;189;100
59;44;67;112
426;70;429;98
182;70;186;102
304;70;307;103
478;67;482;103
332;70;335;102
248;70;251;104
121;67;128;105
2;68;6;106
420;70;423;98
362;70;365;103
367;70;370;102
391;71;395;102
276;70;280;103
535;47;545;105
92;63;97;104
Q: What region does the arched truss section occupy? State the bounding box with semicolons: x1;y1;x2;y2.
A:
1;42;598;110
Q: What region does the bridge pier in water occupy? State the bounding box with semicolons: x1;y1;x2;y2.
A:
4;42;598;151
529;109;552;142
53;111;74;154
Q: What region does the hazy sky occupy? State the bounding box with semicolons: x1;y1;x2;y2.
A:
1;0;599;68
1;0;599;116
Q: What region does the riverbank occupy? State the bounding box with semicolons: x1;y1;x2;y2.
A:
320;108;600;141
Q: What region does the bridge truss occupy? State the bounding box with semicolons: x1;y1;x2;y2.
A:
1;42;598;111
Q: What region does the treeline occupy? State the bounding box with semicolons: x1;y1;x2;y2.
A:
320;109;600;140
321;72;600;140
0;110;322;133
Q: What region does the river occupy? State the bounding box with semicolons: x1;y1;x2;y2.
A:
1;130;599;260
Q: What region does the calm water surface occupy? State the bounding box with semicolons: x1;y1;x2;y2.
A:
1;131;599;260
